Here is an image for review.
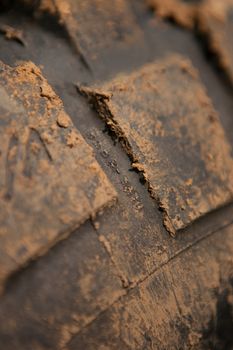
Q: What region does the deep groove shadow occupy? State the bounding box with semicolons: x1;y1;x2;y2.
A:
202;282;233;350
195;27;233;93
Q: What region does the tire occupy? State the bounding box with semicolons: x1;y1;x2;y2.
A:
0;1;232;349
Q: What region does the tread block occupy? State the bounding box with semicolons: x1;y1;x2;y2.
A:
0;223;124;350
0;61;116;292
67;226;233;350
81;55;233;236
52;0;146;74
198;0;233;84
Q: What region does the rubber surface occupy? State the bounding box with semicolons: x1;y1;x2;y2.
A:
0;1;232;349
